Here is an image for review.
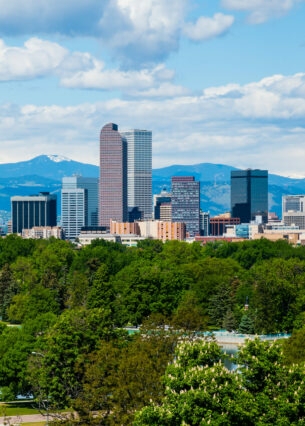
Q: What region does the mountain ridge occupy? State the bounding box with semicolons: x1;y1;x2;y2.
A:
1;155;305;219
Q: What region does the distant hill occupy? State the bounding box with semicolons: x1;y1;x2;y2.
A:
0;155;98;180
1;155;305;219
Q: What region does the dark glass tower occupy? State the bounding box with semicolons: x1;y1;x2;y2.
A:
231;169;268;223
11;192;57;234
171;176;200;237
99;123;128;228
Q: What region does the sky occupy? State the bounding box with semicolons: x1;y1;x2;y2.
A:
1;0;305;177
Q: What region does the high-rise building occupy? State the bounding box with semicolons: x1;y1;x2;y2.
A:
61;176;98;240
171;176;200;237
99;123;128;228
121;129;152;220
231;169;268;224
282;195;305;229
11;192;57;234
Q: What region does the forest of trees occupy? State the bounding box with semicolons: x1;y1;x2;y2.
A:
0;235;305;424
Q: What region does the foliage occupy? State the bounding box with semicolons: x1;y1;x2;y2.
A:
135;338;305;426
0;326;35;399
283;328;305;364
1;237;305;406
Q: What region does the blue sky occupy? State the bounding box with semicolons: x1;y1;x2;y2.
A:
1;0;305;177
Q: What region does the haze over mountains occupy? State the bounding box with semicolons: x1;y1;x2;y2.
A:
1;155;305;218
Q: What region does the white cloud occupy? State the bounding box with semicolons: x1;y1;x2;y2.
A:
221;0;304;23
0;38;68;80
0;0;236;65
183;13;234;41
98;0;187;65
61;63;178;94
2;73;305;175
0;38;185;96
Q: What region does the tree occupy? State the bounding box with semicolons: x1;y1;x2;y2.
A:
73;318;177;425
28;307;119;410
238;313;254;334
171;291;207;331
0;264;18;321
135;338;305;426
283;328;305;364
0;326;35;399
134;338;256;425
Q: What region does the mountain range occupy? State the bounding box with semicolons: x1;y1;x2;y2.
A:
1;155;305;219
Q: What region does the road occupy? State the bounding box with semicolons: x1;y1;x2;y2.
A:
0;413;46;424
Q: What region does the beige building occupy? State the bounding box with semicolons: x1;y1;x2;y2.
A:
22;226;63;239
110;221;141;235
110;219;186;242
157;221;186;242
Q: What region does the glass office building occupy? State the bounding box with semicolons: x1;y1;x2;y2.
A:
171;176;200;237
121;129;152;220
11;192;57;234
61;176;99;240
231;169;268;223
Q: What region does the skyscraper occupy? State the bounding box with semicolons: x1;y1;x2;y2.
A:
99;123;128;227
61;176;99;240
121;129;152;220
231;169;268;223
11;192;57;234
171;176;200;237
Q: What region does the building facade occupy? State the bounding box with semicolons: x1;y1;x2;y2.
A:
282;195;305;229
99;123;128;227
200;211;210;236
153;189;171;221
231;169;268;224
121;129;152;220
171;176;200;237
11;192;57;234
210;214;240;236
22;226;63;239
61;176;98;240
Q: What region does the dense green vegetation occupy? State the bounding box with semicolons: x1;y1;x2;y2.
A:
0;236;305;424
135;338;305;425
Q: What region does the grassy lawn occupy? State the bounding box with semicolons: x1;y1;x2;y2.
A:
23;423;46;426
0;401;40;416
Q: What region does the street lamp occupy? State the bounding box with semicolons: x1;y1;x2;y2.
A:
31;351;49;425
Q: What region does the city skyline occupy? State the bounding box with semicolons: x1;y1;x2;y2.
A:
1;1;305;176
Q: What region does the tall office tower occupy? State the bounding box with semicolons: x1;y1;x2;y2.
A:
11;192;57;234
121;129;152;220
99;123;128;227
282;195;305;229
171;176;200;237
231;169;268;224
61;176;99;240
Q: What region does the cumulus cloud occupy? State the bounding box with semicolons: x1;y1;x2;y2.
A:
183;13;234;41
221;0;304;23
0;38;69;80
0;38;185;96
1;73;305;176
0;0;236;66
202;73;305;118
98;0;187;65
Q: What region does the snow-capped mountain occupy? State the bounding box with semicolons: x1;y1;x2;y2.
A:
0;155;98;180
